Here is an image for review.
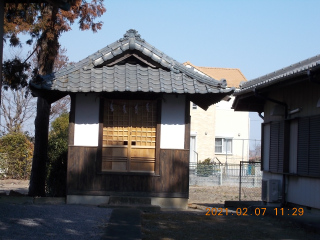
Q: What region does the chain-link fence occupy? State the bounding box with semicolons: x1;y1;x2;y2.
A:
189;139;262;201
189;162;262;201
239;161;262;201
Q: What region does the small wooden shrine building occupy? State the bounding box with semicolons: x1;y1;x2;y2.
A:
30;29;234;208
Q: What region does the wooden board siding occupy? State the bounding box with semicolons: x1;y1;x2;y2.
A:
264;81;320;122
67;146;189;197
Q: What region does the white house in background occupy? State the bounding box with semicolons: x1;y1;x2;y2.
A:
184;62;250;164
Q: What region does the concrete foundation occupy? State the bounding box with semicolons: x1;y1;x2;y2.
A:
67;195;110;205
151;197;188;209
67;195;188;209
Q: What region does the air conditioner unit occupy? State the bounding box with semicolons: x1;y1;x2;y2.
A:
262;179;280;202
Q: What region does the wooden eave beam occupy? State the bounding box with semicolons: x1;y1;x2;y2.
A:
97;50;169;71
106;53;157;68
233;93;265;113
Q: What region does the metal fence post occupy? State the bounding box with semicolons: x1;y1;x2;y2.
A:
242;139;244;162
225;142;228;164
219;164;223;186
239;161;242;201
254;163;258;187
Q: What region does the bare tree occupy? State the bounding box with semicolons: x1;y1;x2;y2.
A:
1;46;70;134
0;88;36;134
249;143;261;161
49;95;70;121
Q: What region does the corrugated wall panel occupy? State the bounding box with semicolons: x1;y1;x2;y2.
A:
298;115;320;177
289;120;298;174
309;116;320;176
269;121;284;173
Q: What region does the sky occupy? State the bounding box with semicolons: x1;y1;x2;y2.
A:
3;0;320;140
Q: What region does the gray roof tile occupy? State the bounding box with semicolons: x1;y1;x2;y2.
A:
236;54;320;95
47;63;228;93
30;29;236;110
31;29;230;93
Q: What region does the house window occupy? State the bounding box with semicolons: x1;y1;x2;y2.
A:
215;138;232;154
101;99;157;172
192;102;197;110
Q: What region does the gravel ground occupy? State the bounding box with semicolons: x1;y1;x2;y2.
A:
142;210;320;240
2;180;320;239
0;204;112;240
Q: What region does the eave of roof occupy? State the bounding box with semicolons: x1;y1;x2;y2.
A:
235;54;320;96
232;54;320;112
31;63;233;94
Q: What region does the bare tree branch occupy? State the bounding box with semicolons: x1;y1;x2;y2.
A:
0;88;36;134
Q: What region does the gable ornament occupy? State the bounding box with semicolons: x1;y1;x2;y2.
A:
118;29;145;42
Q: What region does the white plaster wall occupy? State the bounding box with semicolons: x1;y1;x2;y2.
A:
160;94;185;149
287;176;320;209
74;93;100;146
215;97;250;163
263;172;320;209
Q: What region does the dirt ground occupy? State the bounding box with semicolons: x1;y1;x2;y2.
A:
1;180;320;239
143;186;320;240
189;185;261;203
0;179;29;195
141;211;320;240
0;180;258;202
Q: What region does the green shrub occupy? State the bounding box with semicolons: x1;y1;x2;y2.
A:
46;112;69;197
0;132;33;179
196;158;213;177
199;158;212;164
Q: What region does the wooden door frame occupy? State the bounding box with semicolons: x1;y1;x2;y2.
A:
96;94;162;175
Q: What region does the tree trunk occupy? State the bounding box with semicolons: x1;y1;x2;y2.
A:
28;5;59;197
28;97;51;196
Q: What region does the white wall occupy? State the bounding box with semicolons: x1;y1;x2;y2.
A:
160;94;185;149
215;97;250;163
74;93;100;146
287;176;320;209
263;172;320;209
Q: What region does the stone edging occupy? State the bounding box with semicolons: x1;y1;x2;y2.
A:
0;196;66;204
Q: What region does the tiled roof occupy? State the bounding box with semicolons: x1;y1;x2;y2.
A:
31;63;232;94
31;29;232;93
235;54;320;95
183;61;247;88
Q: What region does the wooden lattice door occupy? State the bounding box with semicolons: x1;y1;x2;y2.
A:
102;99;157;172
